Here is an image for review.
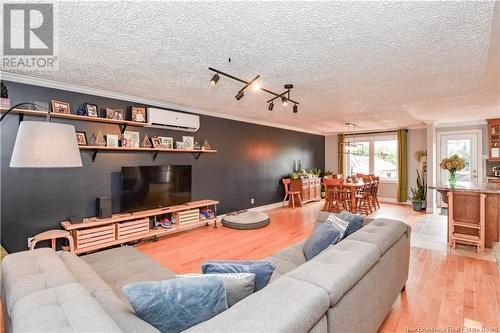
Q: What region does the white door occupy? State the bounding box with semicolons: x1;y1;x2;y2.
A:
437;131;481;184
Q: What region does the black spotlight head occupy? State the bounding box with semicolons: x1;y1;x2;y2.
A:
281;96;288;106
210;73;220;85
268;102;274;111
235;90;244;100
293;104;298;113
284;84;294;90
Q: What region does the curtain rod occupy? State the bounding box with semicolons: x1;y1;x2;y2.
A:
342;129;407;137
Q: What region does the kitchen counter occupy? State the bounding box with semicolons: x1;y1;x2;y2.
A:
429;181;500;194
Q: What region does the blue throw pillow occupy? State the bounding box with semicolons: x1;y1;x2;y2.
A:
339;211;364;237
123;276;228;333
201;260;275;291
303;214;349;261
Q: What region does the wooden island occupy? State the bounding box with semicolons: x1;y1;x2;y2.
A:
429;182;500;252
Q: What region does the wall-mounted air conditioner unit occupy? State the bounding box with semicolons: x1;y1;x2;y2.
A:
146;108;200;132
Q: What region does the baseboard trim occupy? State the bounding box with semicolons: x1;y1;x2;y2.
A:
378;197;412;206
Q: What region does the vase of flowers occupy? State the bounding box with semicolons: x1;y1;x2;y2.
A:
439;154;465;187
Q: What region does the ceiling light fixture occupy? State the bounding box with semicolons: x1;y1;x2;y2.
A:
293;104;298;113
268;101;274;111
210;73;220;85
208;67;300;113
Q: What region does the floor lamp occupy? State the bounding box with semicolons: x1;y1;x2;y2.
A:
1;103;82;168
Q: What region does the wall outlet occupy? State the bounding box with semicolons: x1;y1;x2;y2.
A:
27;237;34;248
251;198;255;204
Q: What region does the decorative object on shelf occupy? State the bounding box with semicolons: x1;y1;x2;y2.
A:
51;100;71;114
202;139;212;150
194;141;201;150
34;101;49;112
208;67;299;113
89;130;106;146
182;136;194;149
131;106;146;122
151;136;162;148
439;154;465;188
141;134;153;148
1;102;82;168
123;131;140;148
106;108;124;120
84;103;99;117
176;141;185;149
0;82;10;109
159;136;173;149
106;134;119;147
76;106;85;116
75;131;88;146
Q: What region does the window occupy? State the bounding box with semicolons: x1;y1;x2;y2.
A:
374;140;397;180
348;142;369;175
345;137;398;181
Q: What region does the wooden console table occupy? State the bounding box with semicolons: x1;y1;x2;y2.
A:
61;200;219;254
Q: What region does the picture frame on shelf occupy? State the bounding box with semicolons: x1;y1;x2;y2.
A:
106;134;119;147
123;131;140;148
141;134;152;148
51;100;71;114
182;136;194;149
159;136;173;149
75;131;88;146
176;141;185;149
84;103;99;117
150;136;162;148
106;108;124;120
131;106;146;122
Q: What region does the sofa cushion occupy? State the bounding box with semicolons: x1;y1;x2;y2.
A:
288;239;380;306
123;276;228;333
272;240;306;266
59;251;160;332
303;215;348;261
346;218;410;255
1;249;123;332
201;260;275;291
176;273;255;307
185;276;330;333
339;211;364;237
81;246;175;302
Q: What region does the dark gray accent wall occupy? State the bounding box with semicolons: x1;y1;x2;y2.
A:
1;81;325;253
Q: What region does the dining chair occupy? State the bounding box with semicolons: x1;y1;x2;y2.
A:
322;178;345;213
282;178;302;208
371;176;380;209
356;177;373;215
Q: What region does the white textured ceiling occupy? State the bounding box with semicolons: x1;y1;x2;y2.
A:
3;1;499;134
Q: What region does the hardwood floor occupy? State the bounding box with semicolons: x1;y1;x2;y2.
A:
136;201;500;332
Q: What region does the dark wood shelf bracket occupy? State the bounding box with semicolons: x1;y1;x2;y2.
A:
91;149;99;162
191;151;202;160
119;124;127;135
152;151;159;161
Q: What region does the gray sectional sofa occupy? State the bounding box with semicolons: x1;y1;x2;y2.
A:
1;213;410;333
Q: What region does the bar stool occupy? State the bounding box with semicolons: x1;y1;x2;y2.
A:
282;178;302;208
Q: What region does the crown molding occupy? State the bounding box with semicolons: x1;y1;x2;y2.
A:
0;71;324;136
434;120;488;128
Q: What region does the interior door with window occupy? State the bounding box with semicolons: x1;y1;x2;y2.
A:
438;132;480;184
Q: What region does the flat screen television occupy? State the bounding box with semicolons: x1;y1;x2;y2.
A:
121;165;191;212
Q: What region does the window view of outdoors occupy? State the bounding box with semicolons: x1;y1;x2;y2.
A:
447;139;471;181
374;140;398;179
349;142;369;175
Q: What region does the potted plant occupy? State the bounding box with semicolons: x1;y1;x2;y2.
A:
410;169;426;211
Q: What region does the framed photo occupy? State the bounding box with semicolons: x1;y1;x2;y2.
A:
51;100;70;114
159;136;173;149
150;136;162;148
75;131;87;146
123;131;140;148
182;136;194;149
131;106;146;122
106;134;119;147
106;108;124;120
176;141;185;149
84;103;99;117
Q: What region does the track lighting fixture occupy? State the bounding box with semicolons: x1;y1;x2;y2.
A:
208;67;300;113
210;73;220;85
293;104;298;113
282;97;288;106
268;101;274;111
235;90;244;101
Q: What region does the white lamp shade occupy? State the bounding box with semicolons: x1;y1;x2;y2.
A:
10;121;83;168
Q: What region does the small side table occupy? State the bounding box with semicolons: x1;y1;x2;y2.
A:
29;230;75;252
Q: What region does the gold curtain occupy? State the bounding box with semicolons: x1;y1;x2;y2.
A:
397;129;408;202
338;134;345;175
